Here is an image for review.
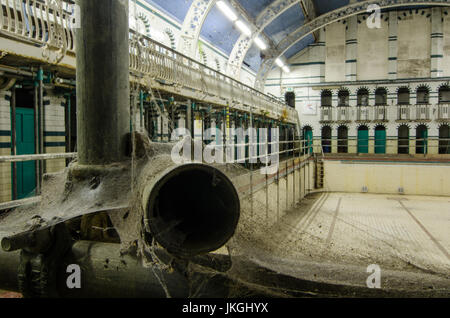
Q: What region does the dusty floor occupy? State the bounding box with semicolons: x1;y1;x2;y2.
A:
234;192;450;292
1;192;449;297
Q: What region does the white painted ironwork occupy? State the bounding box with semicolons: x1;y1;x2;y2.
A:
0;0;76;63
398;105;411;120
129;32;298;123
337;106;350;121
0;0;298;123
416;104;430;120
177;0;216;58
227;0;316;80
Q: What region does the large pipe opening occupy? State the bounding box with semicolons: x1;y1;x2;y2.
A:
146;164;240;258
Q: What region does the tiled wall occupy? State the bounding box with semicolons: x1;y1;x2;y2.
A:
0;90;11;202
0;90;67;203
43;93;66;174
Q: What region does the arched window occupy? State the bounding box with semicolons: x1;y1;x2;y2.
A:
398;125;409;154
357;88;369;106
397;87;410;105
416;86;429;104
321;90;332;107
337;126;348;153
438;85;450;103
321;126;332;154
285;91;296;108
375;88;387;106
416;125;428;154
338;90;349;106
439;124;450;154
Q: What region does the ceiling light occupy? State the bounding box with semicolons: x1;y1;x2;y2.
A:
282;65;290;73
254;37;267;50
235;20;252;37
275;58;284;67
217;1;238;22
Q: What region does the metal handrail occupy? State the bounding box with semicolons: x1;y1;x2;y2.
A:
0;152;76;163
0;0;297;123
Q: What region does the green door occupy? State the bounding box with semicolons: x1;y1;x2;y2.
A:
13;108;36;199
357;128;369;154
375;127;386;154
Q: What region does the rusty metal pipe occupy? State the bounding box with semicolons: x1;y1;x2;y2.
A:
142;163;240;259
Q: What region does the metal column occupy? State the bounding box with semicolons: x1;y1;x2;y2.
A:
75;0;130;165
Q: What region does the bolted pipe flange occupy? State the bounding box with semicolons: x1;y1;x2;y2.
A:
142;163;240;259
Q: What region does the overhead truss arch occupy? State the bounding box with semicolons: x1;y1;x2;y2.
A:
255;0;450;91
227;0;316;79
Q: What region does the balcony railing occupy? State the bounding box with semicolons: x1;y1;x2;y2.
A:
0;0;298;123
320;106;333;122
373;105;387;121
416;104;430;121
129;33;297;121
357;106;370;121
397;105;431;121
438;103;450;120
398;105;410;120
318;104;445;123
0;0;76;57
337;106;350;121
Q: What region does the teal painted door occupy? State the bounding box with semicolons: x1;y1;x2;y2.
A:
416;126;428;154
357;129;369;154
13;108;36;199
375;128;386;154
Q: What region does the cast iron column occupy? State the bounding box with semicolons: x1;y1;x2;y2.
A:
76;0;130;165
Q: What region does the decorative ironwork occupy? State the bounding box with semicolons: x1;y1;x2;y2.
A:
227;0;306;79
177;0;216;58
129;31;298;123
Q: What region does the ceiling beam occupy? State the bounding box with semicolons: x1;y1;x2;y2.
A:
300;0;319;40
177;0;217;58
226;0;305;80
300;0;317;20
254;0;450;91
